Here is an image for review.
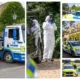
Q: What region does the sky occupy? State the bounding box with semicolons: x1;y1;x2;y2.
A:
0;1;25;8
68;3;80;7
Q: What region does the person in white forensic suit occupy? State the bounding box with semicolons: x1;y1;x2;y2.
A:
42;15;57;62
31;19;41;49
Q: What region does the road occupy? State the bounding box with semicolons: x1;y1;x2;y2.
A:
0;60;25;78
37;59;60;78
62;51;73;58
63;51;80;58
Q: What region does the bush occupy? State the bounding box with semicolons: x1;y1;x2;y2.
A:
53;37;60;58
0;24;5;32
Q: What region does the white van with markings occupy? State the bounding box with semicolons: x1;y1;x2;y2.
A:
0;24;25;63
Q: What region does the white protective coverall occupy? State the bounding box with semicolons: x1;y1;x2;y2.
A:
42;16;57;60
31;19;41;48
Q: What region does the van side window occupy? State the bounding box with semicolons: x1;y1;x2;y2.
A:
16;29;19;40
8;29;19;40
8;29;13;38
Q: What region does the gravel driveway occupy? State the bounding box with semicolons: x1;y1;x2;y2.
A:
37;59;60;78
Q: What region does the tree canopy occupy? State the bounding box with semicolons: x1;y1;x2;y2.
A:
0;2;25;31
27;2;60;39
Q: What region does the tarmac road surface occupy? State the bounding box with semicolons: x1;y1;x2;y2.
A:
63;51;80;58
0;60;25;78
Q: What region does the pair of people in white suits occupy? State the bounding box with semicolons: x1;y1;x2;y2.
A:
31;14;57;63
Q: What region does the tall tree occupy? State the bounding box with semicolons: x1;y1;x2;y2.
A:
63;3;69;14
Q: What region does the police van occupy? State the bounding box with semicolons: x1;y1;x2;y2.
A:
63;41;80;57
0;24;25;63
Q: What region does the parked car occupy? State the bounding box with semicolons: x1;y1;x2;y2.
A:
64;11;80;20
77;66;80;73
63;41;80;57
62;64;78;77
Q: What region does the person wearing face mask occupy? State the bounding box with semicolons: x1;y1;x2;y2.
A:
42;14;57;62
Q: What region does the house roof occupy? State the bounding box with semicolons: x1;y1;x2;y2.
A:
0;4;3;14
0;3;8;15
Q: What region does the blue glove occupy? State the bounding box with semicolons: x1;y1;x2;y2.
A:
48;19;54;24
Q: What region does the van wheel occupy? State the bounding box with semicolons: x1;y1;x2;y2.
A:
4;52;13;63
34;48;42;63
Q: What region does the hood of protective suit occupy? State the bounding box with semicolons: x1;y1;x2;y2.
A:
33;19;39;25
45;16;50;22
32;19;40;27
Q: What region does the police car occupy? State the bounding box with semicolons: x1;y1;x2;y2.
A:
62;64;78;77
72;11;80;19
63;41;80;57
63;11;80;20
77;66;80;73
